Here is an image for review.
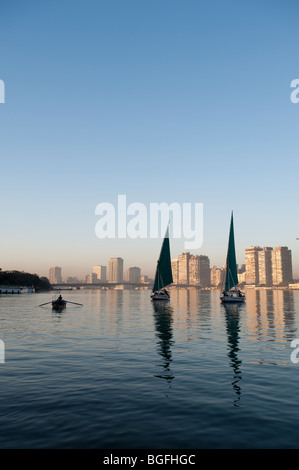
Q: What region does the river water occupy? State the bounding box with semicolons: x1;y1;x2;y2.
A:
0;288;298;449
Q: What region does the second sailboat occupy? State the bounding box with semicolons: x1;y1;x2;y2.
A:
151;225;173;301
220;212;245;303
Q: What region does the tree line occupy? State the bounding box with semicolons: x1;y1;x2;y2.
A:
0;270;51;291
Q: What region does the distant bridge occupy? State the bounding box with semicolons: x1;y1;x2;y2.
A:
52;282;152;289
52;283;208;290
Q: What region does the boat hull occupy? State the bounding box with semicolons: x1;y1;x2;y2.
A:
52;300;66;310
151;290;170;301
220;294;245;303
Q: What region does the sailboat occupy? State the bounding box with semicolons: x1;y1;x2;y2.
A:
220;212;245;303
151;225;173;301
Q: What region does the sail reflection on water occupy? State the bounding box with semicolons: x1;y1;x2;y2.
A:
223;302;244;407
152;302;175;383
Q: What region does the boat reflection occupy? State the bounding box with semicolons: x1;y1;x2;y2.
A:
152;301;175;384
222;302;244;407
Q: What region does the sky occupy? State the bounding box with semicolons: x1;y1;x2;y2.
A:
0;0;299;279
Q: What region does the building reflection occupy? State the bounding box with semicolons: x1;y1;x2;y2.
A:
169;288;212;340
152;301;175;384
245;288;297;343
223;302;244;407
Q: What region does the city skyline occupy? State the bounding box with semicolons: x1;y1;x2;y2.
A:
4;224;298;280
1;2;299;279
48;243;295;287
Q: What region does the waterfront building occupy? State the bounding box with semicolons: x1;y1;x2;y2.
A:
189;255;200;286
93;265;107;282
271;247;293;286
210;265;225;287
245;245;292;287
258;247;273;286
108;257;124;283
237;271;246;284
189;255;210;287
49;266;62;284
86;273;97;284
171;259;179;284
178;252;190;285
66;276;80;284
245;246;262;285
126;267;141;284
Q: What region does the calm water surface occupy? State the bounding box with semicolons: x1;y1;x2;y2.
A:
0;288;298;449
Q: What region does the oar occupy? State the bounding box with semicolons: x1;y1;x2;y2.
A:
38;301;53;307
65;301;83;306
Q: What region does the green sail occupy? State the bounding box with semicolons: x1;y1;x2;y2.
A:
225;212;239;292
152;228;173;292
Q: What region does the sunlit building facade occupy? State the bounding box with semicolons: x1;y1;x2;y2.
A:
126;267;141;283
93;265;107;282
271;247;293;286
108;257;124;283
258;247;273;286
245;246;262;285
245;245;293;287
189;255;210;287
171;259;179;284
210;265;225;287
178;252;190;285
49;266;62;284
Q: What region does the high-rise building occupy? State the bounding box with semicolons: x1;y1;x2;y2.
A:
245;246;262;285
189;255;200;286
66;276;80;284
93;265;107;282
246;245;292;287
171;259;179;284
86;273;98;284
271;247;293;286
200;255;211;287
189;255;210;287
127;267;141;283
258;247;273;286
108;257;124;283
210;265;225;287
49;266;62;284
237;271;246;284
178;252;190;285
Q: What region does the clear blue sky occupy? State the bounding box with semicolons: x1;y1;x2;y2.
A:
0;0;299;279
